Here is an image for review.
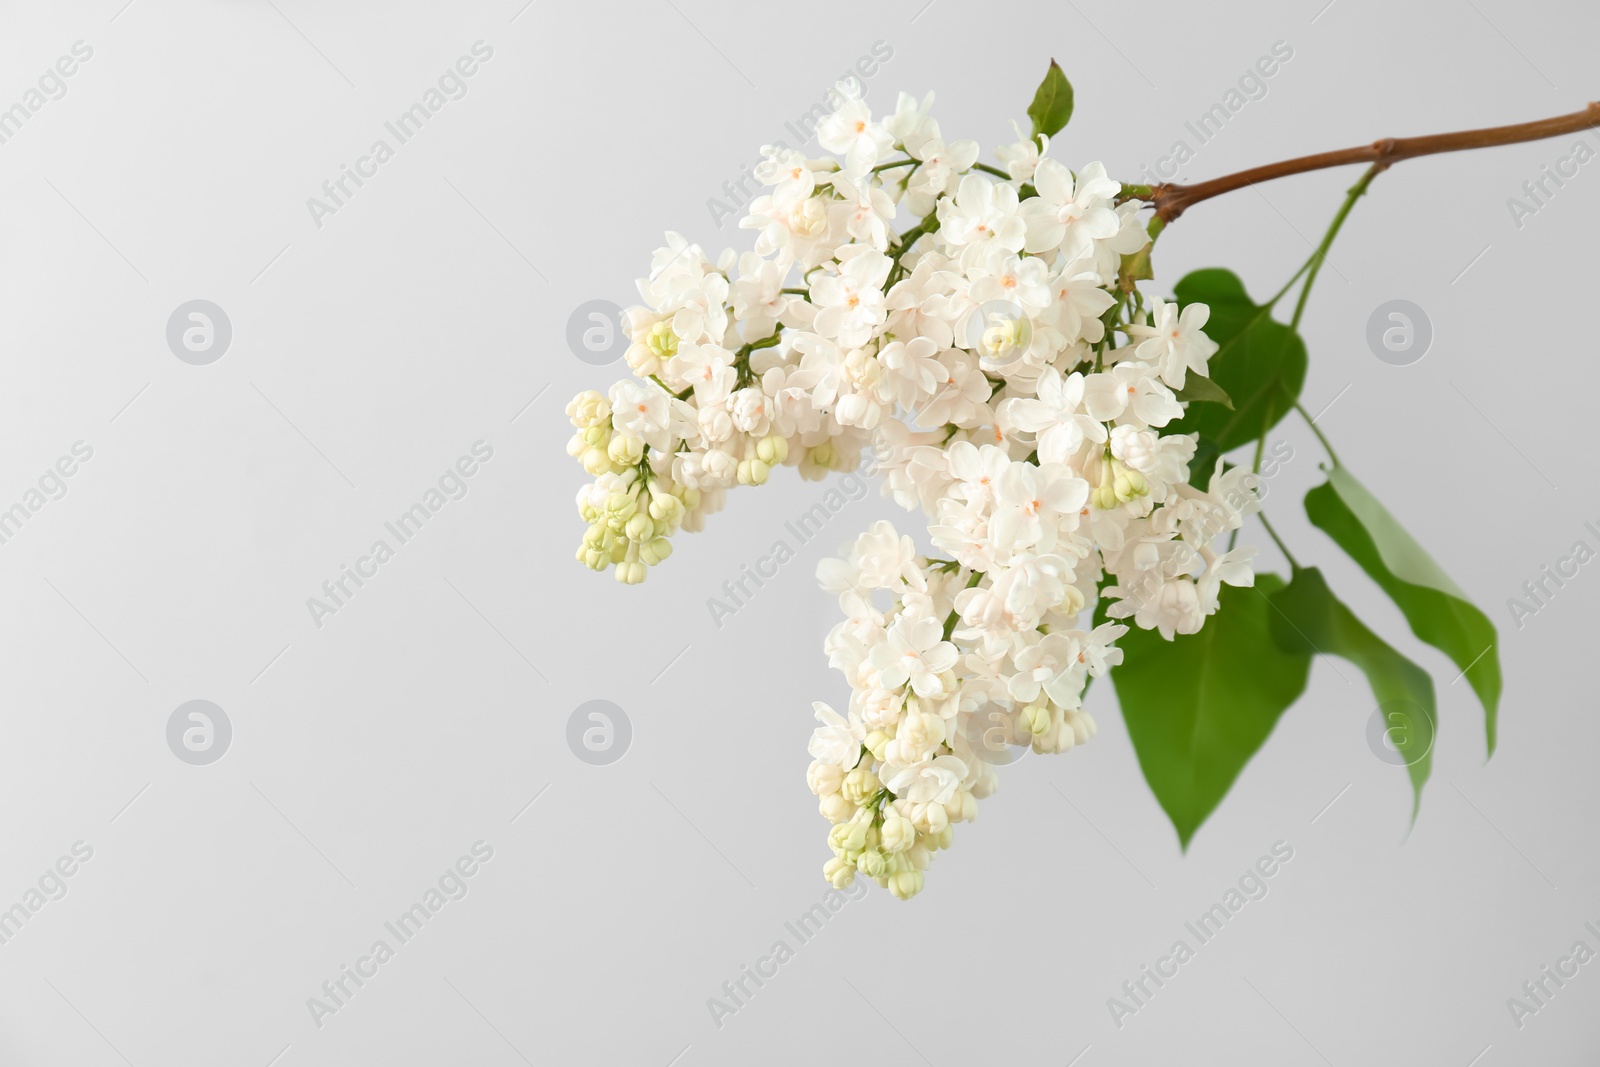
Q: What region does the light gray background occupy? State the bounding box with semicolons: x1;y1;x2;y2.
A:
0;0;1594;1063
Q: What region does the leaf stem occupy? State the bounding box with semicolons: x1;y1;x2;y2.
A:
1287;164;1381;332
1229;413;1275;552
1294;399;1343;468
870;157;918;173
942;570;984;641
1257;512;1300;571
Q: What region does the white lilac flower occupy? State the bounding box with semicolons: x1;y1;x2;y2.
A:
937;174;1026;266
1022;159;1121;259
1128;296;1220;389
563;84;1254;899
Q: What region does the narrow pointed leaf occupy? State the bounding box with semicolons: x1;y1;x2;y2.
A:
1174;372;1234;409
1169;269;1306;451
1306;467;1501;754
1026;60;1074;141
1268;567;1435;821
1111;575;1312;849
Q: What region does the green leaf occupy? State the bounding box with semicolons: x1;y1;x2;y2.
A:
1306;467;1502;754
1111;574;1312;849
1268;567;1435;822
1026;60;1074;142
1173;373;1233;410
1169;269;1306;451
1187;436;1221;492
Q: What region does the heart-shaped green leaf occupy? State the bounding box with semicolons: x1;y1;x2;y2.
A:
1169;269;1306;451
1111;574;1312;849
1306;467;1501;754
1268;567;1436;822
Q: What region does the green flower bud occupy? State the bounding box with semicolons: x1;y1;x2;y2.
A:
646;320;679;360
887;868;924;900
856;849;889;879
638;538;673;566
607;433;644;468
624;512;654;542
756;434;789;466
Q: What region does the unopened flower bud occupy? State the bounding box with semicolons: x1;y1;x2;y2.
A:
945;790;977;824
807;761;844;797
624;342;658;377
828;821;869;856
606;490;639;520
1068;709;1097;746
565;390;609;428
756;434;789;466
820;793;854;822
887;868;924;900
638;538;673;566
841;765;876;806
864;729;891;762
1021;703;1051;737
646;320;679;360
624;512;654;542
648;491;685;526
607;434;644;468
824;855;856;889
880;813;915;853
856;848;888;879
737;458;771;485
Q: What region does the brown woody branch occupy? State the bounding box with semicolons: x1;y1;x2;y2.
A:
1150;102;1600;222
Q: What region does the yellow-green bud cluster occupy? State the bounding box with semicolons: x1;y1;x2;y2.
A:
573;462;698;585
736;434;789;486
1091;455;1149;510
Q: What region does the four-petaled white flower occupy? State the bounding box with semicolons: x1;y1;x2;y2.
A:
1128;296;1220;390
1023;159;1121;260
